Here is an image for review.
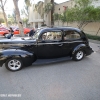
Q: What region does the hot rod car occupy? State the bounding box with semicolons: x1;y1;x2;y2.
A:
0;27;93;71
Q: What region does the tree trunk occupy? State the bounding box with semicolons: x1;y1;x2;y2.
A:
96;27;100;36
13;0;24;37
51;0;54;26
0;0;8;27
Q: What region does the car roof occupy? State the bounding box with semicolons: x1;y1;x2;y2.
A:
38;26;82;33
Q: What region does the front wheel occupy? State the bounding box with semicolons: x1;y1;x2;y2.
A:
73;50;84;61
5;58;23;71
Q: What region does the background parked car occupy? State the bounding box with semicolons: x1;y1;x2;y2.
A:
0;26;30;36
0;27;9;36
12;27;30;35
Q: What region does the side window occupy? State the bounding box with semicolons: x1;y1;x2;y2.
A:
64;31;81;40
41;31;62;41
42;32;47;40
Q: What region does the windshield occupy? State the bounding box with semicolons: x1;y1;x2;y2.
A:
32;29;40;39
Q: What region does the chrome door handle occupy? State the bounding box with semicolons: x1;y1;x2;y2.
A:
58;44;63;46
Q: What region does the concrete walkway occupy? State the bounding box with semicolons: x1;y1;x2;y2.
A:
89;39;100;44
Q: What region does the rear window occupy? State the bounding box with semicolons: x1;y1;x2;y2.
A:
63;31;81;40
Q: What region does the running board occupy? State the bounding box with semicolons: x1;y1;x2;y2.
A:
32;56;71;65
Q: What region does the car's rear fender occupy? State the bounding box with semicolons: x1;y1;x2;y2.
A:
72;44;87;56
0;49;36;67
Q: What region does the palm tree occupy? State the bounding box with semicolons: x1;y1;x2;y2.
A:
12;0;24;36
44;0;54;26
51;0;54;25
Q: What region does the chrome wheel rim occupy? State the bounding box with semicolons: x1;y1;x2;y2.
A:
76;51;83;60
8;59;21;70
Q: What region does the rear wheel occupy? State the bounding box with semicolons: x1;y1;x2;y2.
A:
73;50;84;61
5;58;23;71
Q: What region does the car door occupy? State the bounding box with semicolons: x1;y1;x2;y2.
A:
62;30;83;56
37;30;65;59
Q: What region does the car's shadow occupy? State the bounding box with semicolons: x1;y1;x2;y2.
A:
23;57;72;69
23;56;92;70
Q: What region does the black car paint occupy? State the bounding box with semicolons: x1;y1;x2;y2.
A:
0;49;35;66
0;39;37;66
0;27;93;67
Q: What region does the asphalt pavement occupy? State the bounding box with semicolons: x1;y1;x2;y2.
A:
0;37;100;100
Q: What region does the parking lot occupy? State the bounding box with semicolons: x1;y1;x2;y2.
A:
0;42;100;100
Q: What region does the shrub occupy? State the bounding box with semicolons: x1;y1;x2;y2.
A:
86;34;100;41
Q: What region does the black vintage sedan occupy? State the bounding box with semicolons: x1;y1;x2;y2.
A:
0;27;93;71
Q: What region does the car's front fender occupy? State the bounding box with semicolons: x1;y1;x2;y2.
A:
0;49;36;67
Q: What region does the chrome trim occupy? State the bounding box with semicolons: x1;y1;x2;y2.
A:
1;43;37;47
38;41;83;45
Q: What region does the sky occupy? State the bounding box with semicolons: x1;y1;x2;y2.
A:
4;0;69;15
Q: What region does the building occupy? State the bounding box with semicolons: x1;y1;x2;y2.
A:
28;0;73;27
28;0;100;27
54;0;74;13
28;0;100;36
54;0;100;36
28;1;44;28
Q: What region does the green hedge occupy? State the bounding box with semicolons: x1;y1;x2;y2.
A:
86;34;100;41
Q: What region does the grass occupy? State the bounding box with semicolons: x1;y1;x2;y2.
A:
86;34;100;41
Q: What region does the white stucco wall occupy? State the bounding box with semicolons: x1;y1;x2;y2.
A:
28;4;36;23
28;3;44;27
54;21;100;36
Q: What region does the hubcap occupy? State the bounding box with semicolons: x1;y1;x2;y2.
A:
76;51;83;60
8;59;21;70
